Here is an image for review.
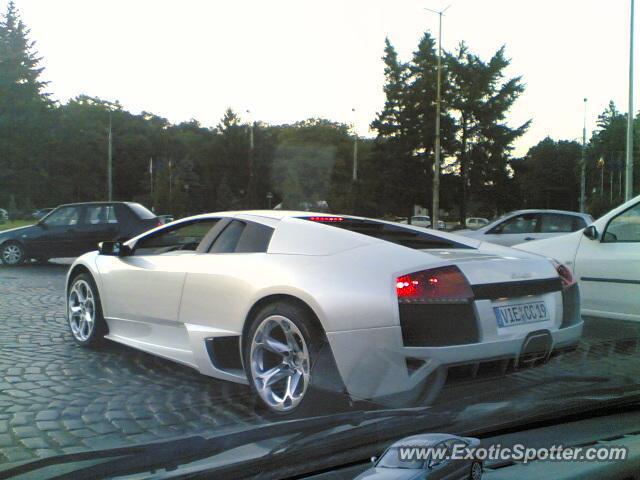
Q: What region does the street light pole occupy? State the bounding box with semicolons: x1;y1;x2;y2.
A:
580;98;587;212
426;5;450;230
107;109;113;201
626;0;635;200
246;109;255;206
352;107;358;182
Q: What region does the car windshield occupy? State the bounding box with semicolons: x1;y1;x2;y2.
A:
376;447;424;469
1;1;640;479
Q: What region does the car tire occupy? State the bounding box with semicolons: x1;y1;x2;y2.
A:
469;461;482;480
243;301;346;416
1;242;25;266
67;273;108;347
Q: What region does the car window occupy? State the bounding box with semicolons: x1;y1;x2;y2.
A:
302;217;472;249
429;442;450;467
134;219;218;255
85;205;118;225
127;202;156;219
42;206;81;227
489;213;539;234
573;216;588;230
209;220;247;253
539;214;575;233
603;203;640;242
376;447;423;469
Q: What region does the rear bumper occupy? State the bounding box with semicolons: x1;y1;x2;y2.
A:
327;320;583;400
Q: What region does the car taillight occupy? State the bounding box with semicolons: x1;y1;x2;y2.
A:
396;266;473;304
308;216;344;222
553;261;576;289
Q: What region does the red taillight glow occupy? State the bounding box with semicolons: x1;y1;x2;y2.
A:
309;216;344;222
396;266;473;303
554;261;576;289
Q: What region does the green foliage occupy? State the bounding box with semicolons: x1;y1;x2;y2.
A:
514;137;581;211
0;1;53;209
447;43;529;221
370;37;528;219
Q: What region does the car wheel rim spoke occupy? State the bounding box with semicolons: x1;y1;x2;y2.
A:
67;279;96;342
2;245;21;264
250;315;310;412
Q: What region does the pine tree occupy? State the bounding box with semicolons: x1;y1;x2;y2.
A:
370;38;415;217
405;32;456;216
216;108;250;208
448;43;529;220
0;1;51;209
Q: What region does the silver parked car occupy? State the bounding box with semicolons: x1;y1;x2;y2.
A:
455;209;593;247
356;433;482;480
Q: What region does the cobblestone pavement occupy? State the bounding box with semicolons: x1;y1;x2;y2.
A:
1;263;640;471
0;263;262;466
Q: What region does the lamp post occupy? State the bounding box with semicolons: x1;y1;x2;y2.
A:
580;98;587;212
625;0;635;200
425;5;451;230
107;109;113;201
351;107;358;182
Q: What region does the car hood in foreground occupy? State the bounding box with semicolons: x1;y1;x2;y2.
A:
355;467;425;480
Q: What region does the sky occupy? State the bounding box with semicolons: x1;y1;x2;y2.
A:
12;0;636;156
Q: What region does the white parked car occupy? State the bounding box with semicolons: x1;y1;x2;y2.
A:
66;211;583;414
516;196;640;322
399;215;432;228
456;210;593;247
465;217;489;229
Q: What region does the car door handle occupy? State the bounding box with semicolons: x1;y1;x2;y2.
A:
524;237;536;241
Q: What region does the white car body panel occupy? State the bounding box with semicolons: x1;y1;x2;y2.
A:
516;196;640;322
67;210;583;401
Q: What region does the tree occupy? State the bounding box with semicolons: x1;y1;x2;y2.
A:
272;119;350;210
0;1;52;210
586;101;629;212
515;137;581;211
404;32;456;216
216;108;251;208
370;38;416;217
447;43;529;220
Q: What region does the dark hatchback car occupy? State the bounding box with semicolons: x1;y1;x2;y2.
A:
0;202;160;265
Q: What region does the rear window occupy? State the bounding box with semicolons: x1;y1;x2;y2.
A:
208;220;274;253
302;217;472;250
127;202;156;219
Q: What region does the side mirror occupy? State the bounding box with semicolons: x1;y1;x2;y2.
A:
583;225;599;241
370;456;377;464
98;241;132;257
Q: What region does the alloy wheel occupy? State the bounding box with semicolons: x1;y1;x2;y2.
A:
1;244;23;265
68;279;96;342
249;315;311;412
471;462;482;480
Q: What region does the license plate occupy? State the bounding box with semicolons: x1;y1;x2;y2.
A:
494;301;549;327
